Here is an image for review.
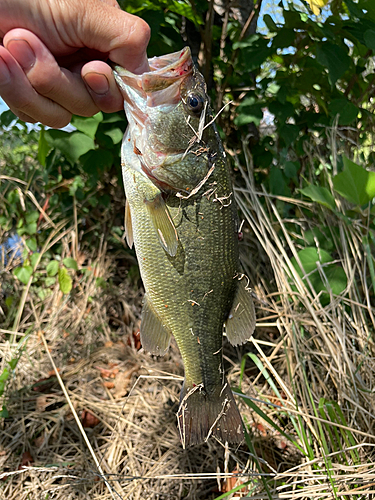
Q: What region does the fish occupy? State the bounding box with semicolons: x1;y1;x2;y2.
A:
112;47;256;447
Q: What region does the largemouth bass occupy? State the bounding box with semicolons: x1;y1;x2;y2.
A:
113;47;256;447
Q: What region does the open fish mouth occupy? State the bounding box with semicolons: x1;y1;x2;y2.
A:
112;46;194;128
112;47;210;192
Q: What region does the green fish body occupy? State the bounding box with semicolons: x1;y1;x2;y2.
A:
113;47;255;447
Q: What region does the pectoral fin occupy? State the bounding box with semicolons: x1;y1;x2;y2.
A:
145;194;178;257
225;275;256;346
140;295;172;356
124;199;134;249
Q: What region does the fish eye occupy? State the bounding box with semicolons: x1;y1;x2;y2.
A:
186;93;204;114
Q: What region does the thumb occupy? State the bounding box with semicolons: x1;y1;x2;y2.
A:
75;1;150;73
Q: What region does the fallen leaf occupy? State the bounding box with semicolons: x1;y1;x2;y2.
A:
221;469;247;494
47;369;60;377
127;327;141;350
103;381;115;389
18;451;33;469
36;395;49;412
81;410;100;428
113;365;139;398
256;422;267;436
95;366;119;379
76;251;87;267
34;435;45;448
279;440;288;450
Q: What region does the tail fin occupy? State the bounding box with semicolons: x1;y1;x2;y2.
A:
177;379;244;448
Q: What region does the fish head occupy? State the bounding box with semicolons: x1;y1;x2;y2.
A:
113;47;215;193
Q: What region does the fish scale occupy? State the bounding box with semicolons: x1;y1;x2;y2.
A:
114;47;256;447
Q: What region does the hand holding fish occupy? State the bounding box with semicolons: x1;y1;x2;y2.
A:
0;0;150;127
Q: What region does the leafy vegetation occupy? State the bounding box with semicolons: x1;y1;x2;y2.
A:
1;0;374;498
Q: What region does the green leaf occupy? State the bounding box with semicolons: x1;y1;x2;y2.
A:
30;252;40;269
26;237;37;252
284;161;299;179
0;405;9;418
14;265;33;285
45;277;56;287
300;184;336;210
291;248;347;300
25;211;39;224
63;257;78;271
358;0;375;20
269;100;294;121
24;222;37;235
168;0;203;25
69;175;85;196
279;123;299;147
328;99;358;125
292;247;332;275
364;29;375;50
71;113;103;139
324;266;347;295
45;130;95;164
235;97;264;127
38;127;50;166
58;267;72;294
272;28;296;49
0;109;17;127
82;148;115;174
316;43;351;85
333;156;375;205
46;260;59;277
103;127;124;144
269;166;290;196
263;13;278;32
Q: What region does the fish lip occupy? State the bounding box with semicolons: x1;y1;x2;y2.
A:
112;47;193;91
112;47;194;113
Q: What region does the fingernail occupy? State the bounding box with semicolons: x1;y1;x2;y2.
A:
7;39;35;70
84;72;110;95
0;56;10;84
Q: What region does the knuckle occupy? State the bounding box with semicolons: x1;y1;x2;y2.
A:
29;74;59;98
136;18;151;47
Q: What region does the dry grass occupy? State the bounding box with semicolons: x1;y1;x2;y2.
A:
1;142;375;499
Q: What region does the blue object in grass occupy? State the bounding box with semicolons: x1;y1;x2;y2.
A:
0;233;24;266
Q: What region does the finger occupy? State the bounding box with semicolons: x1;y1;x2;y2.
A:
4;29;101;117
81;60;124;114
9;107;38;124
0;45;72;128
76;2;151;73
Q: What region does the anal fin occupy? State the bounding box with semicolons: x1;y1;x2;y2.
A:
140;294;172;356
225;275;256;346
145;194;178;257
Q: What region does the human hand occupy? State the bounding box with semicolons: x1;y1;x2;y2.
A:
0;0;150;128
